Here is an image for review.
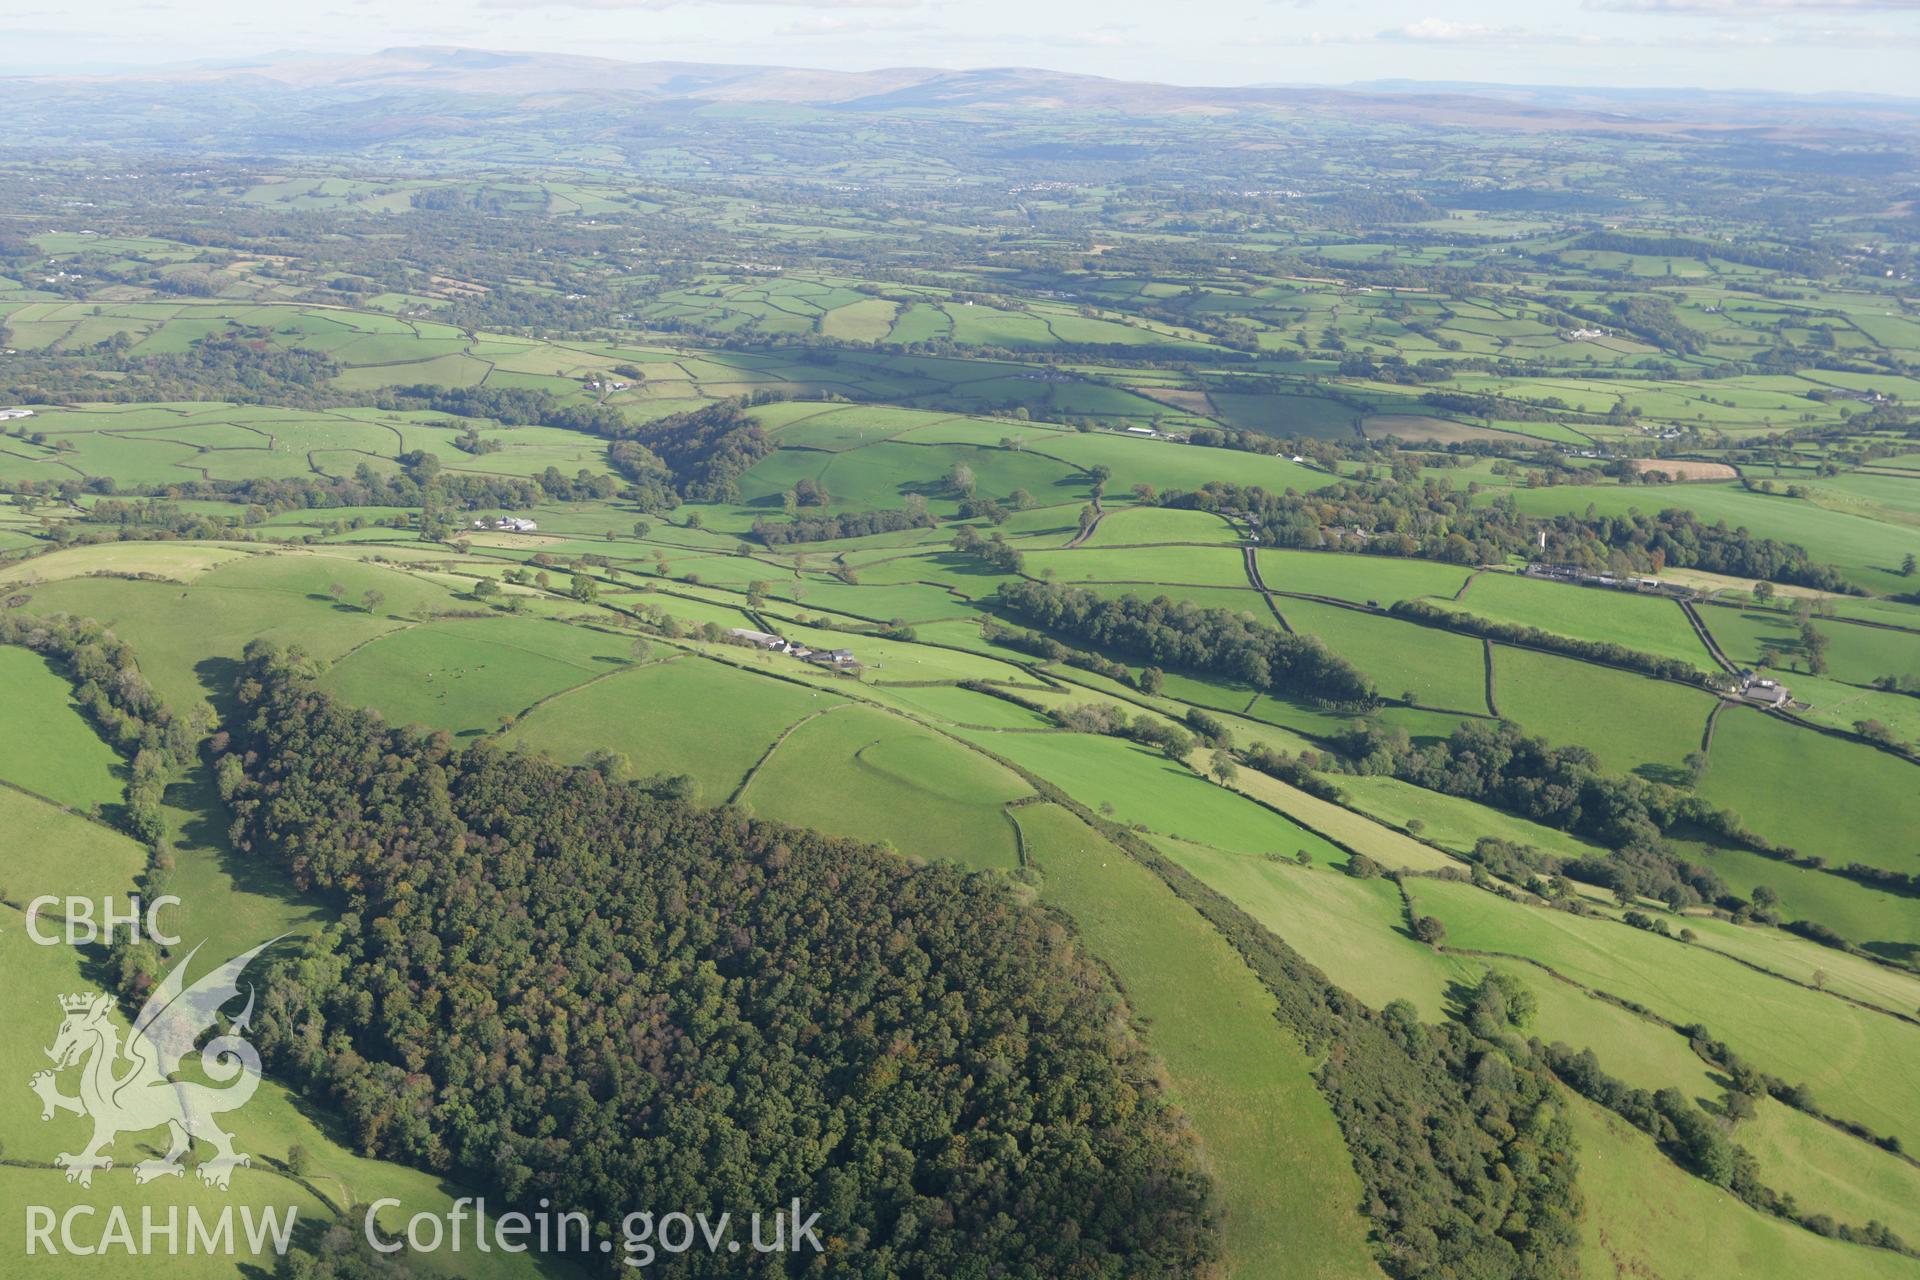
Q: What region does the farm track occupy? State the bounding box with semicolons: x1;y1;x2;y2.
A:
1064;496;1106;548
1242;545;1293;632
1678;599;1740;674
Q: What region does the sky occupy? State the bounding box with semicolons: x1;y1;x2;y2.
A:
5;0;1920;97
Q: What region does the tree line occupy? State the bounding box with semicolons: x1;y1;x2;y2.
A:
996;579;1378;709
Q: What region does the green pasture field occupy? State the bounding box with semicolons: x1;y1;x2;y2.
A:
1671;839;1920;955
1281;598;1492;713
1021;544;1253;587
1740;1098;1920;1248
1254;549;1474;606
0;785;147;907
1777;671;1920;744
962;729;1341;860
1491;645;1717;779
318;613;639;734
740;703;1028;868
1207;763;1460;873
1077;504;1241;546
735;440;1089;515
10;550;452;715
1497;484;1920;596
1698;706;1920;877
1700;603;1920;687
1479;955;1724;1104
1015;804;1385;1280
504;654;840;800
0;645;127;811
1567;1095;1916;1280
1669;911;1920;1019
1443;571;1715;669
1162;843;1477;1017
864;681;1056;729
1209;392;1357;439
1410;876;1920;1153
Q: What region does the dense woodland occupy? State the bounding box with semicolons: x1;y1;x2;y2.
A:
219;645;1218;1278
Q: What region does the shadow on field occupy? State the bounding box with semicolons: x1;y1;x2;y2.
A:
195;655;246;726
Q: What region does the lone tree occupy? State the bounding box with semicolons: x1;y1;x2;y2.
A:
361;589;384;614
1209;749;1238;786
1904;553;1918;578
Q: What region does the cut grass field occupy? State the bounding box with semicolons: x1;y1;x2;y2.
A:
0;645;126;811
1016;804;1385;1280
741;703;1029;868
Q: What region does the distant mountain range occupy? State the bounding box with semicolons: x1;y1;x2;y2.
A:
7;45;1918;148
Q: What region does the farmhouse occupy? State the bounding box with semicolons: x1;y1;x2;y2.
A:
1736;671;1792;708
472;516;539;532
0;407;35;421
725;628;788;651
722;628;853;667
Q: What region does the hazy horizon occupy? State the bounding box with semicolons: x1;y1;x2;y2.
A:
5;0;1920;98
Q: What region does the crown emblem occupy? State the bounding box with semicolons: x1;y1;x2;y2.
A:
58;992;98;1013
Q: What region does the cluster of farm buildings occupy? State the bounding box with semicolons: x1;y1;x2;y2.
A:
471;516;539;532
1523;561;1697;599
0;408;36;422
726;628;857;670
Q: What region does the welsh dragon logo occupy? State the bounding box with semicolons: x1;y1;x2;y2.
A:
28;937;284;1190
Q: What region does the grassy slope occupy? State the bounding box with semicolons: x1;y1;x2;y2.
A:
1699;706;1920;878
0;646;125;811
1412;877;1920;1153
1016;803;1384;1280
1568;1094;1920;1280
741;703;1029;868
